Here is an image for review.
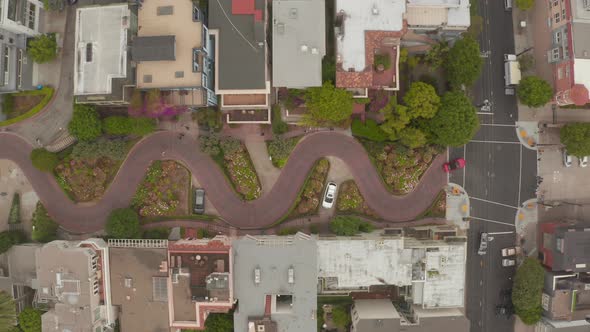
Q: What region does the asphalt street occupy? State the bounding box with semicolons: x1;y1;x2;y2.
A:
448;0;538;331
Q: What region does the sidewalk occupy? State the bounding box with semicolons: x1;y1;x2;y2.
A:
244;136;280;195
515;199;538;257
445;183;470;230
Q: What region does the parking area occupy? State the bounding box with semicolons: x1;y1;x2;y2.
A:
538;147;590;203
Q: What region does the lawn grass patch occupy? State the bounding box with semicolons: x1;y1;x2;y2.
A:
0;87;54;126
351;119;388;142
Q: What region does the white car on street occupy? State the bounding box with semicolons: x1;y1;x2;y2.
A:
580;156;588;168
563;150;572;167
502;259;516;267
322;182;337;209
501;246;521;257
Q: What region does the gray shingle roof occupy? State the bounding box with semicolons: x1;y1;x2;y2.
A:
132;36;176;61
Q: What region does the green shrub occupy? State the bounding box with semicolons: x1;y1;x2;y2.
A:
561;123;590;157
31;203;58;243
351;119;388;142
106;208;141;239
374;53;391;70
330;216;363;236
331;305;351;328
8;193;20;224
309;224;320;234
103;116;156;136
197;228;210;239
71;138;128;160
267;137;299;168
277;227;299;236
68;104;102;141
143;227;170;239
18;307;43;332
2;94;14;115
193;108;222;131
271;105;288;135
30;148;58;172
0;230;26;254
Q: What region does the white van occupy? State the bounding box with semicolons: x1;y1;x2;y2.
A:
505;0;512;10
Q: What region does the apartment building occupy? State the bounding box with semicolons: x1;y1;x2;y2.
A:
539;220;590;272
134;0;216;108
232;233;317;332
209;0;271;123
271;0;325;88
73;3;136;105
0;244;40;314
35;239;116;332
0;0;43;93
547;0;590;106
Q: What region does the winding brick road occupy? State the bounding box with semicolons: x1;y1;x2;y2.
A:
0;131;447;233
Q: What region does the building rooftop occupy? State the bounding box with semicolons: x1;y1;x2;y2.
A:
109;247;170;332
354;299;400;320
233;233;317;332
135;0;203;89
209;0;268;91
317;234;466;308
74;4;130;95
336;0;405;72
406;0;470;27
272;0;326;88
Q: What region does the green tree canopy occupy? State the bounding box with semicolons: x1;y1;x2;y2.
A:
204;313;233;332
425;91;479;147
301;82;353;127
424;40;450;69
517;76;553;108
106;208;141;239
513;258;545;325
351;119;388;142
31;203;58;243
68;104;102;141
380;101;411;141
30;148;58;172
27;34;57;64
18;308;42;332
0;231;26;255
0;291;17;332
445;36;483;88
403;82;441;119
560;123;590;157
516;0;534;10
331;306;351;328
399;127;428;149
8;193;20;225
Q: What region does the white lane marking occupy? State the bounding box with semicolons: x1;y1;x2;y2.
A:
470;216;516;228
463;146;467;188
518;144;523;205
470;197;518;209
480;123;516;127
469;140;521;144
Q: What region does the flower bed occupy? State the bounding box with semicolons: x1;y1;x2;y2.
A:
223;145;261;201
289;159;330;218
361;140;442;194
0;87;54;126
335;180;379;218
132;160;190;217
54;157;119;202
267;137;300;168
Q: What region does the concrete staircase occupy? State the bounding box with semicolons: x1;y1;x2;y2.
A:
45;133;76;152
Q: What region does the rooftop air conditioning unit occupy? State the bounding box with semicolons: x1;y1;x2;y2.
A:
584;0;590;10
257;325;265;332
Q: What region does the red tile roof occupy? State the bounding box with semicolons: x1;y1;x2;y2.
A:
232;0;262;21
571;84;589;106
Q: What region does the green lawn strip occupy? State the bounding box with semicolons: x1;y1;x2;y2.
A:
0;87;55;126
268;159;326;227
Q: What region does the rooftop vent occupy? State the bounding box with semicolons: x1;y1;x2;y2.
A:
254;268;261;284
311;48;319;55
124;278;132;288
277;23;285;35
289;8;298;19
288;267;294;284
372;5;379;15
300;45;309;52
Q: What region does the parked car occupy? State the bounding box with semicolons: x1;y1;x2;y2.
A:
502;259;516;267
193;188;205;214
478;232;493;255
443;158;466;173
580;156;588;168
563;150;573;167
504;0;512;10
495;304;514;318
501;246;521;257
322;182;337;209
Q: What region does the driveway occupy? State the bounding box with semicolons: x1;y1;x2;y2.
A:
0;131;446;233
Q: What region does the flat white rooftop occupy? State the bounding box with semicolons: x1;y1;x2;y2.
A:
574;59;590;91
406;0;470;28
336;0;405;72
74;4;129;95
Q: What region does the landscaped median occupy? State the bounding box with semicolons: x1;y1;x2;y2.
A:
0;87;55;126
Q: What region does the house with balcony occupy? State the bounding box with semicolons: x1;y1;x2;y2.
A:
209;0;271;123
271;0;325;88
167;236;234;330
541;271;590;322
134;0;216;108
0;0;43;93
35;239;116;332
539;220;590;272
74;3;136;105
547;0;590;106
334;0;405;96
232;233;317;332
